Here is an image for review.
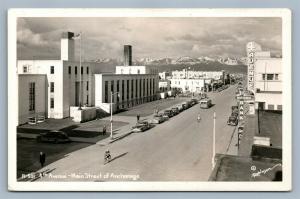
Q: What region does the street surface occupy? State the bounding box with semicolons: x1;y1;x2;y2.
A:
34;85;238;182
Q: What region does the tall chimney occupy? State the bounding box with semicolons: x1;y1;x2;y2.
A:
61;32;75;61
124;45;132;66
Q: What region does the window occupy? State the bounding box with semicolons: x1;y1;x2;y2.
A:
143;79;145;96
150;79;152;95
86;81;89;91
86;67;89;74
111;80;114;93
122;80;125;100
81;66;83;74
23;66;28;73
139;79;142;97
50;82;54;93
50;98;54;109
68;66;71;74
153;79;155;94
86;95;89;105
50;66;54;74
127;80;129;99
131;79;134;99
275;74;279;80
75;66;77;75
277;105;282;110
105;81;108;103
267;74;274;80
268;104;274;110
136;79;138;98
262;74;266;80
117;80;120;102
146;79;149;96
29;82;35;111
111;81;114;102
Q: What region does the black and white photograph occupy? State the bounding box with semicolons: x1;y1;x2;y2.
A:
7;9;292;191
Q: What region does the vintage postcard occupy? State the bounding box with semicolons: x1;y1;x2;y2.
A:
8;8;292;191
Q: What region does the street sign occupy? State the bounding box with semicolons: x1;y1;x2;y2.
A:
236;95;253;100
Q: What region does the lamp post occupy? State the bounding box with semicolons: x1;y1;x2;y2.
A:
212;112;216;170
110;91;120;139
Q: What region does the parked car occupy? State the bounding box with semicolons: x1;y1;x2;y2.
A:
190;98;198;105
171;107;180;115
182;103;188;110
164;109;174;118
36;130;71;143
176;104;184;112
227;115;238;126
151;114;165;124
131;121;152;132
200;99;212;109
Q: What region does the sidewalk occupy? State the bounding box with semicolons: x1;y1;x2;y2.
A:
238;113;258;156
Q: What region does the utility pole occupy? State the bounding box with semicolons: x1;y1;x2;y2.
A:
110;91;113;139
212;112;216;170
77;32;82;110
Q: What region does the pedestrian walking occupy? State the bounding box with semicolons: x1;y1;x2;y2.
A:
137;114;140;122
39;151;46;168
102;125;107;136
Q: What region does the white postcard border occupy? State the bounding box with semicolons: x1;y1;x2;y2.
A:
8;8;292;191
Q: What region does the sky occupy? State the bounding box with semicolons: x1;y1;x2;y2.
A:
17;17;282;60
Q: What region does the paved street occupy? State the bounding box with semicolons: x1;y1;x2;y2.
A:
31;85;238;182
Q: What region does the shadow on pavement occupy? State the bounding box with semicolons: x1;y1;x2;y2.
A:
110;152;128;163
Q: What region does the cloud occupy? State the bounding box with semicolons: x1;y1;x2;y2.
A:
17;17;282;60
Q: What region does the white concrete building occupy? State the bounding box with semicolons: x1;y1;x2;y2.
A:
95;73;158;112
159;71;171;80
246;42;282;111
170;78;213;93
18;74;47;124
17;32;160;124
171;69;226;81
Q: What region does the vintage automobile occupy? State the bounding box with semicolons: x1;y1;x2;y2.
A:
131;121;152;132
151;114;165;124
200;99;212;109
176;104;184;112
36;130;71;143
227;115;238;126
190;98;199;106
164;109;174;118
171;107;180;115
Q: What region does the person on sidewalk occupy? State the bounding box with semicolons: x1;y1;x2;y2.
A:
102;125;107;136
137;114;140;122
39;151;46;168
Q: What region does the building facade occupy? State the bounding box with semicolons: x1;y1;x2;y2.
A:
17;32;160;124
169;78;213;93
95;73;159;112
171;69;225;80
246;42;282;111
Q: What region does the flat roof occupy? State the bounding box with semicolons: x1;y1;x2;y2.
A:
209;154;282;181
18;74;46;76
256;110;282;148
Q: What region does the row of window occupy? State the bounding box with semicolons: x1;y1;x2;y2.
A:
104;78;156;103
262;73;280;81
68;66;89;75
50;81;89;93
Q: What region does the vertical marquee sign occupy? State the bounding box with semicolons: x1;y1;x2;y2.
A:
246;42;261;93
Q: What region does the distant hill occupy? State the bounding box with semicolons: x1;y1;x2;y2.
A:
148;62;247;74
93;60;247;74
